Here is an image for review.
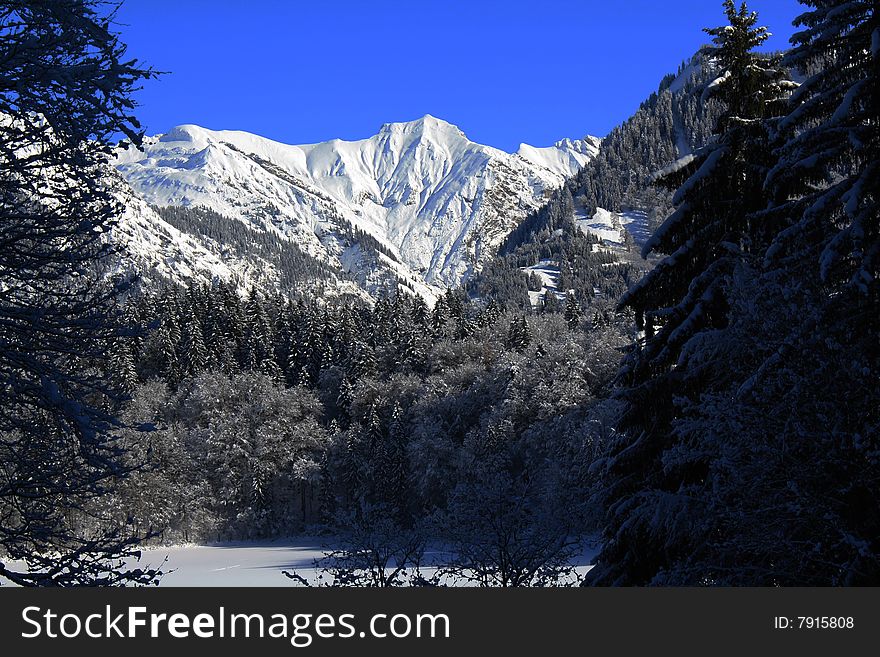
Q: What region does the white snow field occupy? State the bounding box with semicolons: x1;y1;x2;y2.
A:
576;206;624;245
136;539;329;587
574;203;653;252
521;259;564;308
619;210;653;247
124;538;599;587
0;538;598;587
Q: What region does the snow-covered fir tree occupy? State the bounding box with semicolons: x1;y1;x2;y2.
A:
589;0;798;585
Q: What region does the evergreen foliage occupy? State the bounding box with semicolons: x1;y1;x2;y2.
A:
589;0;879;586
106;282;629;562
0;0;161;586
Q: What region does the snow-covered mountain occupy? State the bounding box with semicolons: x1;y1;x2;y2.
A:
114;115;598;299
110;191;370;302
516;137;599;180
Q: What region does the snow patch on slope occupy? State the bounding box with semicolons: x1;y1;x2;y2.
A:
574;202;653;252
521;260;565;309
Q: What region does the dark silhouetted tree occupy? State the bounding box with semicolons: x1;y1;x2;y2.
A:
0;0;160;586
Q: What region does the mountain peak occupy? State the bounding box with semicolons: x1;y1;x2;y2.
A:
116;115;598;295
378;115;467;140
160;123;214;145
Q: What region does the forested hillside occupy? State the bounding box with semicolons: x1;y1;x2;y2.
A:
103;283;629;584
466;49;724;311
571;50;723;224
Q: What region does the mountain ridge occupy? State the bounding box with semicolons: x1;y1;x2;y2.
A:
113;115;598;300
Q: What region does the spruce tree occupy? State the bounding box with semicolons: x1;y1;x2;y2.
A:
108;339;140;395
564;294;582;329
505;316;532;353
702;0;880;584
589;0;793;585
180;317;209;376
375;403;410;524
766;0;878;297
0;0;159;585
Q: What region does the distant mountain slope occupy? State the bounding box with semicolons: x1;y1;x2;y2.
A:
108;186;369;302
570;49;722;229
468;50;723;310
114;116;598;299
516;137;601;179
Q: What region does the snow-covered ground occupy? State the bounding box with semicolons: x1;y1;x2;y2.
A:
521;260;565;308
125;538;599;587
574;204;653;252
618;210;652;248
136;539;328;587
2;538;598;586
576;206;624;245
516;136;600;179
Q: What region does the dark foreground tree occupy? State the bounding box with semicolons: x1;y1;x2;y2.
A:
0;1;159;585
660;0;879;583
738;0;879;583
588;1;795;585
591;0;878;585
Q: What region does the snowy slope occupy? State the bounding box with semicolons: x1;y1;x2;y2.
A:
576;206;624;245
115;116;599;298
574;202;653;252
517;136;599;179
666;50;715;158
521;260;565;309
114;194;236;286
109;182;369;302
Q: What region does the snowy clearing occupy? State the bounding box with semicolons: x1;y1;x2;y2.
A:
576;206;624;245
618;210;652;247
136;539;328;587
90;538;599;587
521;260;566;308
574;204;653;254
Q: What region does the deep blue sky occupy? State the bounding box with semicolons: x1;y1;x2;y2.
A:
115;0;804;152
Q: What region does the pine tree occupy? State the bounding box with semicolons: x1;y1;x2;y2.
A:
590;0;794;585
348;337;378;379
0;0;160;586
180;317;209;376
410;296;430;327
273;302;294;381
766;0;878;298
431;294;449;339
620;0;791;386
480;300;502;327
563;294;582;329
375;403;410;524
201;284;233;373
454;310;477;340
108;338;140;394
505;316;532;353
697;0;880;584
541;292;562;314
157;318;182;385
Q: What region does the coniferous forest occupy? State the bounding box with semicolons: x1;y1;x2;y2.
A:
0;0;877;587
